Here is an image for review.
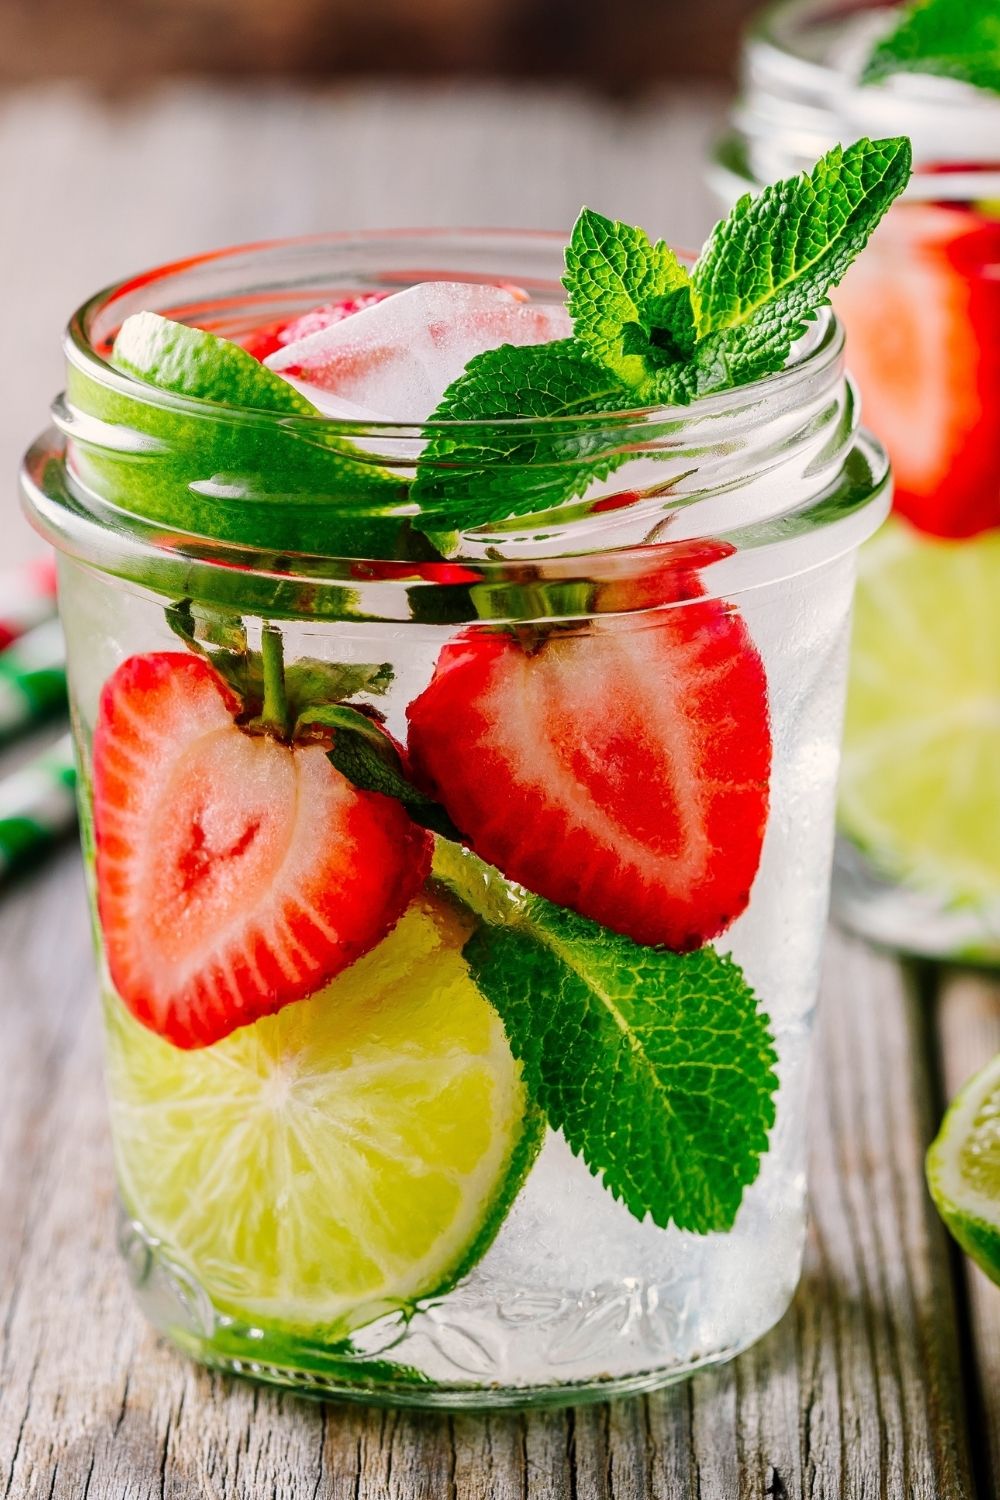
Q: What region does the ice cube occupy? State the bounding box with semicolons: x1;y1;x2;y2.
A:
278;382;396;426
264;281;572;424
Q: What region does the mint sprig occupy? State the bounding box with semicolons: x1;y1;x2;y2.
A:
435;842;778;1234
687;138;912;392
413;135;911;531
862;0;1000;96
564;211;697;399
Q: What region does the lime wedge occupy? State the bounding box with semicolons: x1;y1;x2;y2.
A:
927;1052;1000;1284
105;892;540;1337
69;311;401;557
841;516;1000;908
112;310;319;414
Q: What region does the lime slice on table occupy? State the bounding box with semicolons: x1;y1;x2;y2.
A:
927;1052;1000;1284
105;892;540;1339
840;516;1000;910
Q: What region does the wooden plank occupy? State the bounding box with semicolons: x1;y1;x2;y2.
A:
0;850;976;1498
936;968;1000;1499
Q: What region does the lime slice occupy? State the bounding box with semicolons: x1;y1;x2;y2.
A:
69;311;401;558
112;311;320;415
927;1052;1000;1284
105;891;540;1337
841;516;1000;907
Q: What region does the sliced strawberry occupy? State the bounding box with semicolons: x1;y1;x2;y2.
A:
406;598;771;952
833;203;1000;538
242;293;392;362
591;538;735;613
93;651;431;1049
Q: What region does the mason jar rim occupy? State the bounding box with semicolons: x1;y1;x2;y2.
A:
65;226;844;437
23;225;891;624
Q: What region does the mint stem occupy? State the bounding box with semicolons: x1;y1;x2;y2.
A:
432;837;531;928
261;623;288;737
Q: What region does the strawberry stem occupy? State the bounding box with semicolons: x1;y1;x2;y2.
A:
261;623;288;737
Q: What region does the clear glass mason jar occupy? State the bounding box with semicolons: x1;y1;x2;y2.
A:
21;231;888;1408
716;0;1000;962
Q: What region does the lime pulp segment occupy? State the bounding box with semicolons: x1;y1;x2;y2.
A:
105;892;540;1338
840;516;1000;909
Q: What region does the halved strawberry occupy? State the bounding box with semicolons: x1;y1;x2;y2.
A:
93;651;431;1049
406;598;771;952
833;203;1000;538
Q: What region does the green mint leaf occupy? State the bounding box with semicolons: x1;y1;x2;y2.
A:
303;703;462;839
564;208;698;398
688;137;912;391
434;841;778;1233
410;139;909;534
862;0;1000;95
411;340;632;532
465;906;777;1233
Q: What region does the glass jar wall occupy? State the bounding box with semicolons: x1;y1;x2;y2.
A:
23;232;888;1405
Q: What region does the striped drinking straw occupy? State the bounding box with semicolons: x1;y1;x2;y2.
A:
0;617;68;741
0;733;77;878
0;555;75;880
0;556;58;649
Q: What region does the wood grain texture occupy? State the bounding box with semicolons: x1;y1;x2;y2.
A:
936;968;1000;1500
0;853;977;1498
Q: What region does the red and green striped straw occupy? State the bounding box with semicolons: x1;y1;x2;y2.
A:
0;556;58;649
0;733;77;877
0;555;76;878
0;618;67;740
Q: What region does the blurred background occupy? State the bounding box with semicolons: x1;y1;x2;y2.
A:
2;0;756;563
2;0;758;89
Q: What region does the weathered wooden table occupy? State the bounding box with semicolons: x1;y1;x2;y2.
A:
1;84;998;1499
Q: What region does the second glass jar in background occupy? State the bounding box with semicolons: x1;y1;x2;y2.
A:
716;0;1000;963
